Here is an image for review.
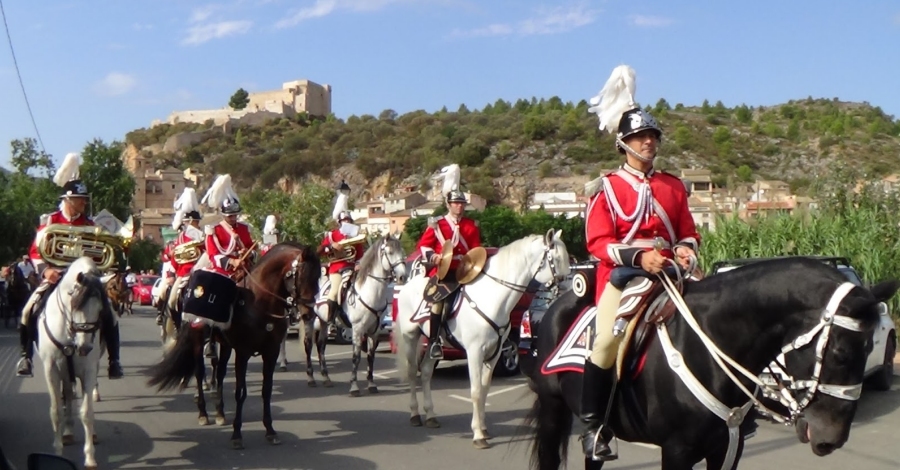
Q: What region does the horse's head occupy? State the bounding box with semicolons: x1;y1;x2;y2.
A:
532;229;571;289
770;273;900;456
359;234;407;286
261;243;321;319
57;257;105;357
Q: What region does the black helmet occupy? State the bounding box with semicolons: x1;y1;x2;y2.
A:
59;179;89;199
446;189;467;204
183;210;202;221
220;197;242;215
616;108;662;153
337;211;353;223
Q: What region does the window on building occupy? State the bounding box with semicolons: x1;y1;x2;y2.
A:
694;182;711;192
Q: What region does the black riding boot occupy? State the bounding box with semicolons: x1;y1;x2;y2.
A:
16;319;34;377
101;302;124;379
427;302;444;360
579;361;617;461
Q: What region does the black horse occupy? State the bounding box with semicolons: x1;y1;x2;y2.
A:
525;257;899;470
148;242;321;449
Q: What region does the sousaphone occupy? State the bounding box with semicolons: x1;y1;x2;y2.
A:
436;240;454;280
456;247;487;285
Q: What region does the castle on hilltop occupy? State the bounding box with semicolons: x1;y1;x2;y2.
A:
152;79;332;127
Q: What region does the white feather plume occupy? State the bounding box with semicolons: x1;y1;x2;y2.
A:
200;174;238;210
173;187;201;213
171;210;185;230
53;152;81;187
437;164;461;194
587;65;638;134
332;192;349;221
263;215;278;235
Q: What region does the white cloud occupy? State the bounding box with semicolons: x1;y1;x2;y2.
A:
94;72;137;97
275;0;418;29
182;20;253;45
450;3;599;38
191;5;219;23
132;22;154;31
628;15;673;28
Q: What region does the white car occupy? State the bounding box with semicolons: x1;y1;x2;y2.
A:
710;256;896;392
150;277;167;308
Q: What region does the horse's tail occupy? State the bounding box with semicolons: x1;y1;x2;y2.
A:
525;382;573;470
147;326;196;392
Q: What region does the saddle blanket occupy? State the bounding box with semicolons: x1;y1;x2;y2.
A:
182;269;236;329
409;292;464;324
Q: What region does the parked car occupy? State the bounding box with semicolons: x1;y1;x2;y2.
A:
131;274;159;306
709;256;897;392
389;249;540;377
150;276;167;308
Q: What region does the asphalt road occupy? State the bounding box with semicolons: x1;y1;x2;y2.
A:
1;306;899;470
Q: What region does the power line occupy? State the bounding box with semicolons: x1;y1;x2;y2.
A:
0;0;45;152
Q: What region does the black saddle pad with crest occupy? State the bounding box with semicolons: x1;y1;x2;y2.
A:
423;275;459;303
183;270;237;324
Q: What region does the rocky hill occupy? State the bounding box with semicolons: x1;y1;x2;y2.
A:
125;97;900;206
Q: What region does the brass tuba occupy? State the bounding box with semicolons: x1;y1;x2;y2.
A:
322;233;368;264
172;239;204;264
36;224;129;272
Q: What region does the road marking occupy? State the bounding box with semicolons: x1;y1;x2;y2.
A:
373;369;396;379
448;384;528;406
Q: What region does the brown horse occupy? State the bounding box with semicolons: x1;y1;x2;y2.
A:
105;272;131;316
148;242;321;449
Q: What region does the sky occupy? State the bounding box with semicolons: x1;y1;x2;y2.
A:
0;0;898;170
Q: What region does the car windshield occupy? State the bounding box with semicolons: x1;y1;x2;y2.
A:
141;277;158;286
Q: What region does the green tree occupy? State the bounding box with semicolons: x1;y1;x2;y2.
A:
736;164;753;182
229;88;250;110
80;139;136;221
126;238;163;272
241;182;334;245
10;137;54;176
734;105;753;124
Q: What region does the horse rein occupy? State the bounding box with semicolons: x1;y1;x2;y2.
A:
42;279;102;384
347;244;405;323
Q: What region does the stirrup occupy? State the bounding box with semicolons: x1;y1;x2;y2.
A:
428;341;443;360
16;357;33;378
204;341;217;358
156;314;164;326
582;427;618;462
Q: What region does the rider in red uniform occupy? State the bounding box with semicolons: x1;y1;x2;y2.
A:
318;184;366;321
16;153;124;379
201;175;254;277
414;164;481;360
577;65;700;461
165;188;205;329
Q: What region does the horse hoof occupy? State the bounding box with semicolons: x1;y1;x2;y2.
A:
203;382;210;391
266;434;281;445
410;415;423;427
481;429;492;440
323;378;333;388
367;386;379;394
199;416;210;426
92;434;99;444
473;439;492;449
349;389;361;397
231;439;244;450
216;416;227;426
85;465;97;470
307;380;317;388
279;365;287;372
62;435;75;446
424;418;441;428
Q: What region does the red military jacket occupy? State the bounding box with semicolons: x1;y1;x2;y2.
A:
170;225;205;278
415;215;482;277
29;210;94;272
585;164;700;304
205;220;254;275
320;228;366;275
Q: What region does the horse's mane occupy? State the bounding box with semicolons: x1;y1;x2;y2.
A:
64;258;106;312
487;234;544;272
692;256;877;322
355;236;401;286
250;242;321;297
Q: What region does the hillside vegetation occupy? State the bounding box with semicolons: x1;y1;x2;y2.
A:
126;96;900;203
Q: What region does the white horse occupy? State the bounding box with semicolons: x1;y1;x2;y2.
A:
344;234;407;396
395;229;570;449
38;256;106;470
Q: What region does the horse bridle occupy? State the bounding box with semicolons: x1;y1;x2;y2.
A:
282;254;318;314
655;277;864;470
41;278;102;383
344;241;406;325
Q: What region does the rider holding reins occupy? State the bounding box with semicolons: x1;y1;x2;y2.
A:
578;65;700;461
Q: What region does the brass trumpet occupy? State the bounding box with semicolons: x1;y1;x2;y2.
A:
321;233;368;264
